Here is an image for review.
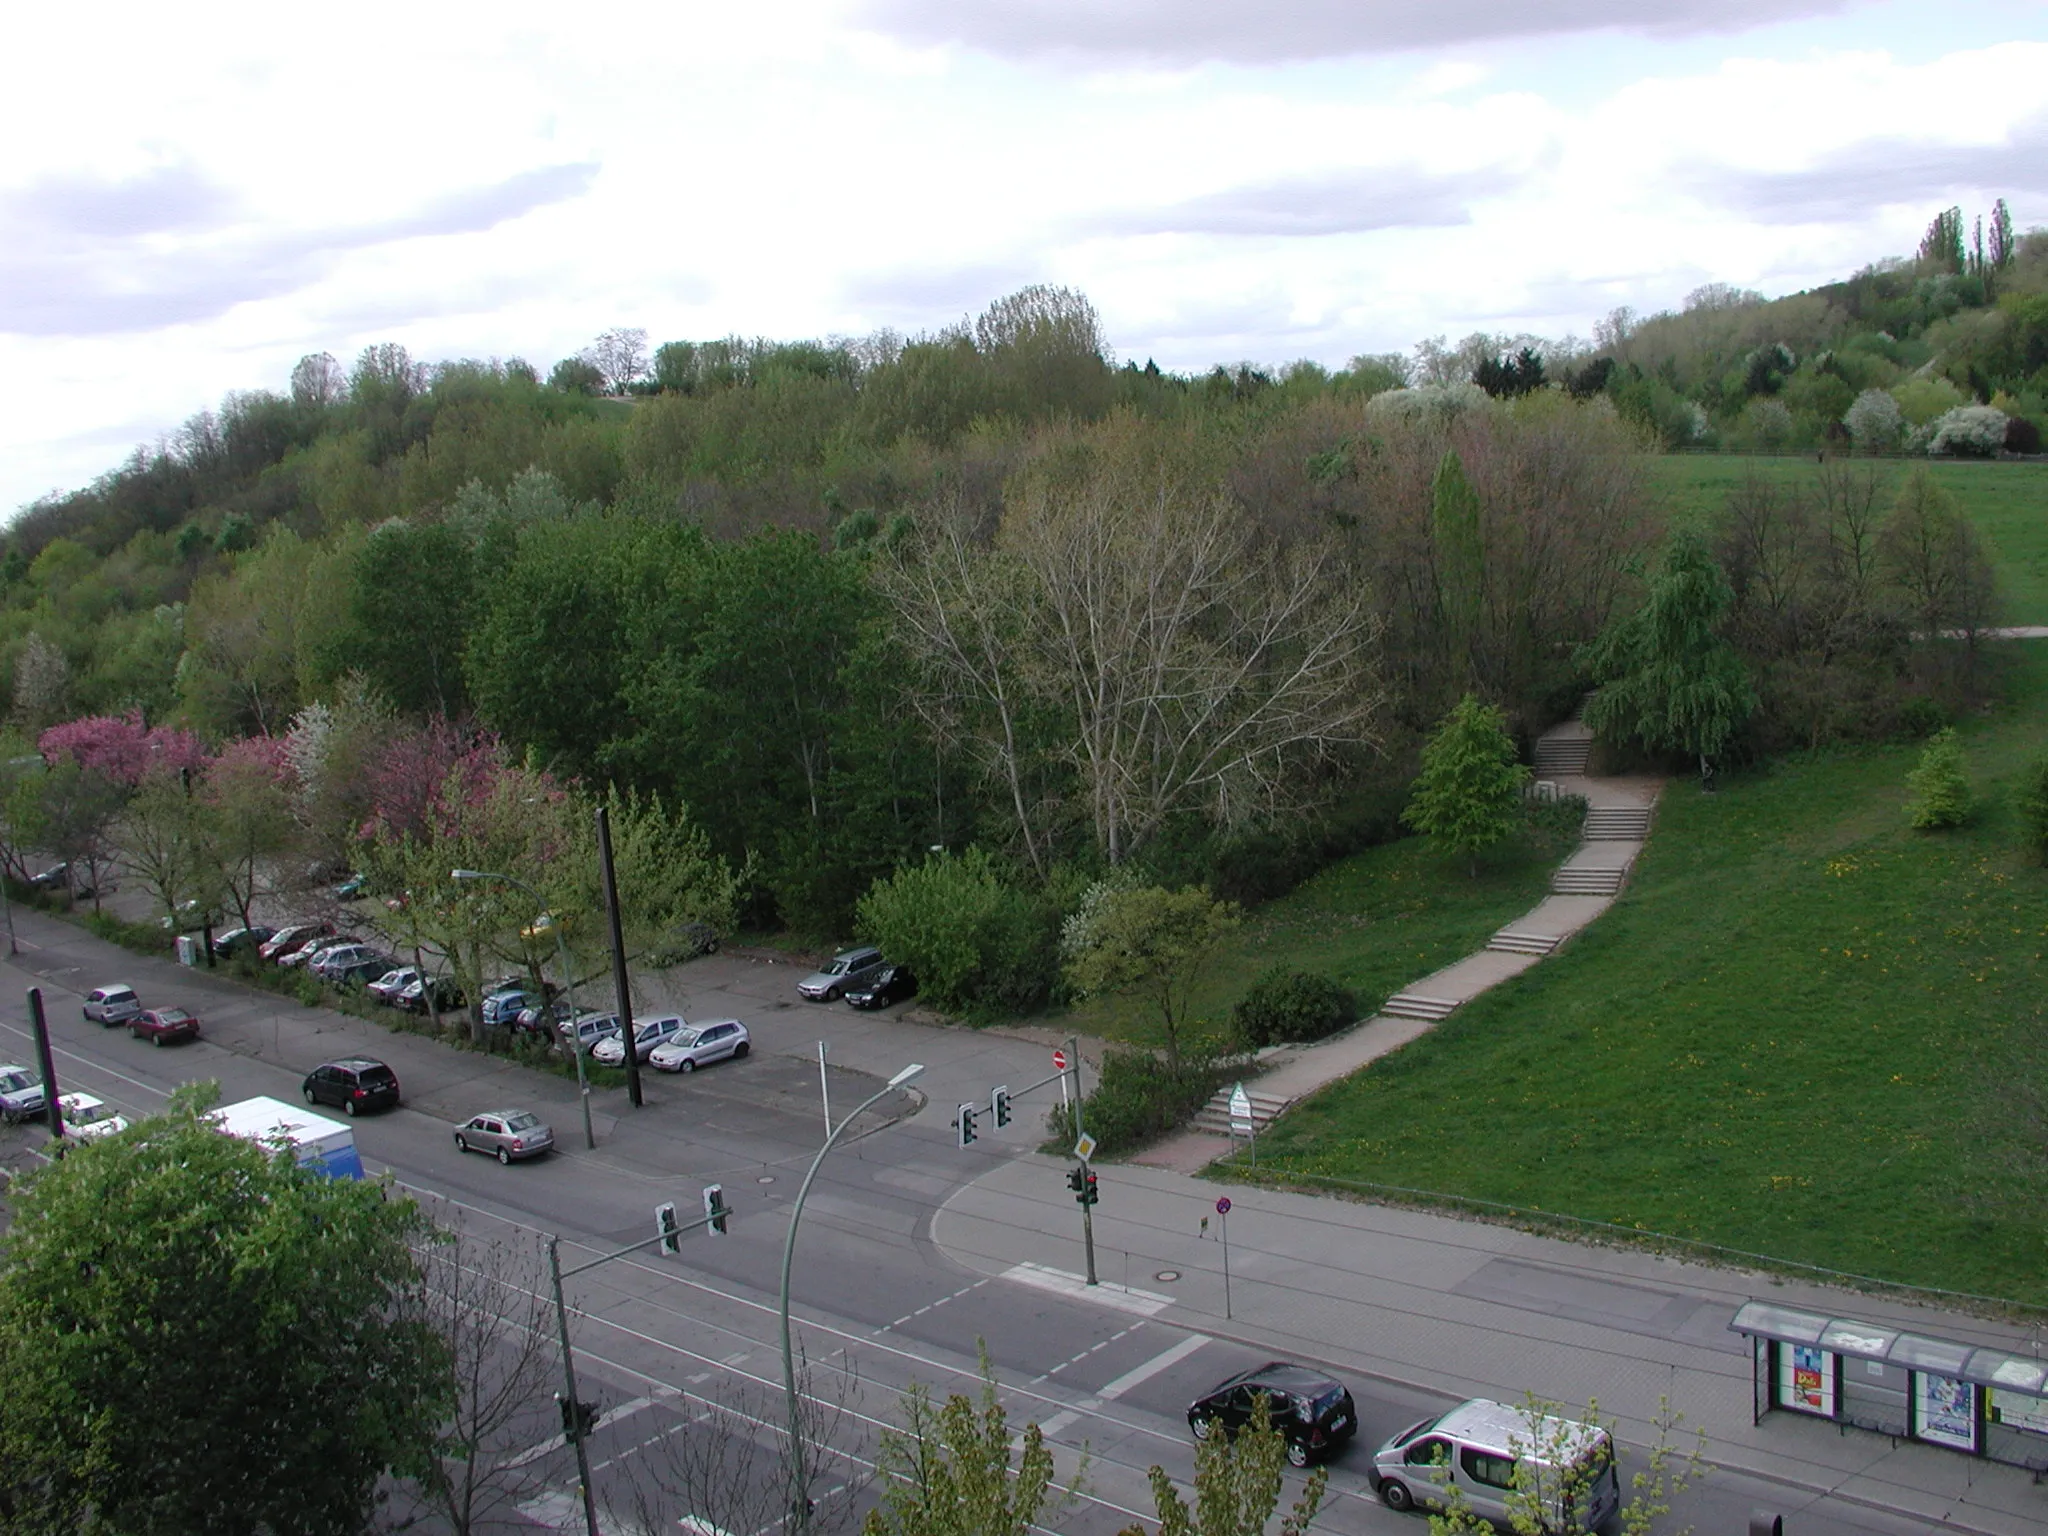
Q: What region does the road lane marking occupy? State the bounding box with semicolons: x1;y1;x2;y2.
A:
1000;1262;1173;1316
876;1275;992;1333
1095;1333;1211;1400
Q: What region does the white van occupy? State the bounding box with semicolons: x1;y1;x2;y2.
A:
1369;1398;1620;1533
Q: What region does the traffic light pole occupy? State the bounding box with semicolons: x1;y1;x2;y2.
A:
547;1237;601;1536
1067;1035;1098;1286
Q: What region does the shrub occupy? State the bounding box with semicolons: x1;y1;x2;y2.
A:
1925;405;2009;458
856;847;1057;1016
1043;1040;1242;1156
1232;968;1355;1049
1896;697;1949;739
1905;727;1971;829
1843;388;1905;451
2006;415;2043;454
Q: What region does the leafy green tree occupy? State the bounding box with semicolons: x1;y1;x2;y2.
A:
198;737;298;930
328;519;475;718
1905;726;1971;829
1117;1396;1325;1536
114;768;210;928
1402;696;1529;875
2014;755;2048;863
0;1084;450;1534
863;1349;1082;1536
1062;882;1239;1072
855;847;1054;1015
1579;531;1755;786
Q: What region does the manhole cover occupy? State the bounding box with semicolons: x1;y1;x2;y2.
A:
757;1175;776;1183
1154;1270;1181;1283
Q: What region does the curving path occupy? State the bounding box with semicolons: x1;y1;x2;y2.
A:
1132;713;1663;1172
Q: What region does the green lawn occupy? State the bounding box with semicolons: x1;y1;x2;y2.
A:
1649;456;2048;625
1063;809;1582;1052
1238;650;2048;1304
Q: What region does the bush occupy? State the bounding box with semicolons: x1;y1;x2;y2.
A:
1843;388;1905;451
1896;696;1949;739
855;847;1057;1016
1231;968;1355;1048
2007;416;2043;455
1925;405;2009;458
1906;727;1971;829
2015;756;2048;864
1043;1041;1243;1156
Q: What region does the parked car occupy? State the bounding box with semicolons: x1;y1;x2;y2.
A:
1369;1398;1618;1530
797;945;885;1002
261;921;336;962
311;943;385;981
57;1092;130;1144
30;863;97;897
481;987;541;1028
0;1064;47;1125
1187;1363;1357;1468
159;897;213;931
844;964;917;1010
212;924;276;960
282;936;359;971
592;1014;688;1065
367;966;421;1005
334;872;369;900
647;920;720;967
397;975;464;1013
514;998;577;1035
558;1011;622;1052
130;1007;201;1047
82;984;143;1026
330;955;396;990
301;1058;402;1117
647;1019;751;1073
453;1109;555;1164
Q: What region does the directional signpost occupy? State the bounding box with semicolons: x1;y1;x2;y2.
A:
1228;1081;1256;1165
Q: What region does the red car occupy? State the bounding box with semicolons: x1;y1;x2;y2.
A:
130;1008;201;1047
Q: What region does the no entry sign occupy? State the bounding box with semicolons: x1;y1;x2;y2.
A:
1052;1049;1068;1071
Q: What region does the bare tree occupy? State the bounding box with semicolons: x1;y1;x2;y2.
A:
397;1216;561;1536
605;1340;870;1536
585;328;650;394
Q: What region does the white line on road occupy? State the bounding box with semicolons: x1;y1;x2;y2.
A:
876;1275;992;1333
1000;1262;1174;1316
1095;1333;1211;1401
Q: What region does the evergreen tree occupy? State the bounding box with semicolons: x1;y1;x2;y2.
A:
1402;695;1529;876
1905;727;1971;829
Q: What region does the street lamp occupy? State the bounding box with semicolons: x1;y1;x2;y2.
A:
451;868;595;1151
779;1061;924;1534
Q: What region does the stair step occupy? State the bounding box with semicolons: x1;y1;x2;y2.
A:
1383;993;1461;1021
1582;809;1651;839
1193;1088;1292;1136
1551;868;1625;894
1488;930;1563;956
1533;748;1592;774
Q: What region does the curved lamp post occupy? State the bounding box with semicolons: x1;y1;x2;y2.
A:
780;1061;924;1533
451;868;595;1151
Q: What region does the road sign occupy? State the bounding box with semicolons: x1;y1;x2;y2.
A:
1053;1048;1068;1072
1228;1082;1251;1119
1215;1196;1231;1215
1074;1132;1097;1162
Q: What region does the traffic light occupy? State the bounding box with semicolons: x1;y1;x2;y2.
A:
702;1183;728;1236
1082;1171;1099;1207
556;1393;601;1443
656;1201;681;1255
957;1103;979;1147
1067;1164;1086;1197
990;1085;1012;1129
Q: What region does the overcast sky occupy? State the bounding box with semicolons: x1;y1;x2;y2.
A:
5;0;2043;518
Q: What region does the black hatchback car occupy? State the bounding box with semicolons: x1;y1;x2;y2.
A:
844;964;917;1010
1187;1363;1357;1467
302;1058;402;1117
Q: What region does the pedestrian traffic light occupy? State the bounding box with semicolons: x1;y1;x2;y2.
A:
557;1393;601;1443
990;1085;1012;1129
1066;1164;1086;1194
957;1103;979;1147
1082;1171;1099;1207
656;1201;681;1255
702;1183;728;1236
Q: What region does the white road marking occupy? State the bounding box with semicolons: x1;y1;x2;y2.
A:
1000;1262;1173;1316
1095;1333;1212;1400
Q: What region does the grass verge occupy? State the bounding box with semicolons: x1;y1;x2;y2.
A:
1238;647;2048;1306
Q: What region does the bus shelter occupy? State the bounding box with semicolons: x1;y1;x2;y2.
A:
1731;1301;2048;1471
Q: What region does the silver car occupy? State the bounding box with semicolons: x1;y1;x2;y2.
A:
0;1064;47;1125
796;946;884;1001
367;966;421;1004
83;984;142;1025
592;1014;687;1065
648;1019;752;1073
452;1109;555;1164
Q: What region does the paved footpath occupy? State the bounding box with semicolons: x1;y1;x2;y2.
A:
934;1153;2048;1535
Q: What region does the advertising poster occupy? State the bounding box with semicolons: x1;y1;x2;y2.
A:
1990;1389;2048;1436
1914;1373;1978;1452
1778;1345;1835;1417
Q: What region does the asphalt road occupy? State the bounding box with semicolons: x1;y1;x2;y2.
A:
0;916;2013;1536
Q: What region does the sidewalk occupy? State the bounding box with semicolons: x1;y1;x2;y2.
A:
933;1154;2048;1535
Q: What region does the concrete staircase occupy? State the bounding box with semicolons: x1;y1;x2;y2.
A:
1551;865;1626;896
1382;992;1462;1021
1532;734;1592;777
1487;928;1565;956
1583;806;1651;839
1193;1084;1292;1136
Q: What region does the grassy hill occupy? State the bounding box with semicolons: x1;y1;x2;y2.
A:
1650;455;2048;625
1238;646;2048;1306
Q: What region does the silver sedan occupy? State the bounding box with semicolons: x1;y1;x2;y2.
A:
592;1014;687;1065
648;1019;751;1074
452;1109;555;1164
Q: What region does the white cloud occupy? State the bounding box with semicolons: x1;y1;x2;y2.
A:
3;6;2045;515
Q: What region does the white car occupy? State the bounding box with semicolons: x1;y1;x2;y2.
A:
82;984;143;1025
367;966;421;1004
58;1092;130;1144
0;1064;47;1125
648;1019;752;1074
592;1014;687;1065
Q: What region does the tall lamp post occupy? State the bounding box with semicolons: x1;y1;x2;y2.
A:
780;1061;924;1535
451;867;595;1150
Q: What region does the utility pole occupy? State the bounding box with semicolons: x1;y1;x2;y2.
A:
547;1237;601;1536
1067;1034;1097;1286
28;987;63;1143
593;805;642;1109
